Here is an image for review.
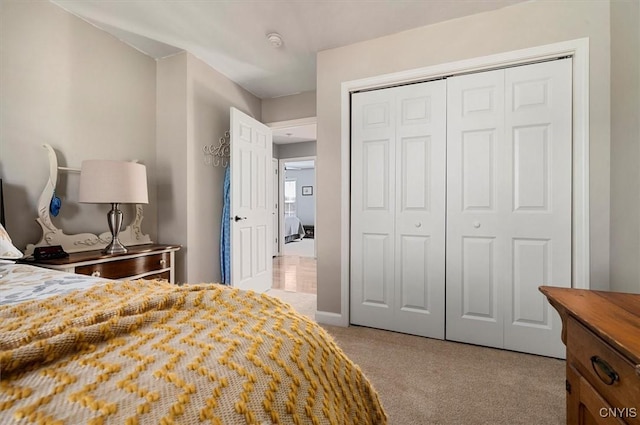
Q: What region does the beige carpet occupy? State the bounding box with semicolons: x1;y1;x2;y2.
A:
265;289;566;425
266;288;317;319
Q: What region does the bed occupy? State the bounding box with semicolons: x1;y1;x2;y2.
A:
284;216;306;243
0;201;386;424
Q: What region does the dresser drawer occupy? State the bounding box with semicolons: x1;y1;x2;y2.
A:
567;317;640;424
75;252;171;279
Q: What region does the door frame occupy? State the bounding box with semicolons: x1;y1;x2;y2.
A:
278;156;317;257
330;38;590;327
272;158;279;256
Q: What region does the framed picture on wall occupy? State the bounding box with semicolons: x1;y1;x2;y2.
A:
302;186;313;196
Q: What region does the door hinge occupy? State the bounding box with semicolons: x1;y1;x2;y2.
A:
565;380;571;394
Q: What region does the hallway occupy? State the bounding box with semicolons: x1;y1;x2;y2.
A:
272;255;317;294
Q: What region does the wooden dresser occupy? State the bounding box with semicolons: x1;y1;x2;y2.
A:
24;244;181;284
540;286;640;425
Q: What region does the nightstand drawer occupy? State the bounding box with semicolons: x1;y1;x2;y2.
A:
76;252;171;279
23;244;180;283
567;317;640;423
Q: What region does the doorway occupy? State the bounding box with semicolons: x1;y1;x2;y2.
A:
282;158;315;258
269;119;318;295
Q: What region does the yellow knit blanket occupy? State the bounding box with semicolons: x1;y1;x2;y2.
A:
0;280;386;424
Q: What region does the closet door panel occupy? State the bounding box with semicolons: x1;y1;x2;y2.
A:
351;90;396;329
361;233;392;305
503;59;572;358
513;125;550;211
399;235;430;310
462;236;498;321
447;59;571;358
394;82;446;339
351;80;446;339
446;69;506;348
462;129;496;211
512;238;551;325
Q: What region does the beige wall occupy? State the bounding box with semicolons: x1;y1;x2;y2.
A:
157;52;261;283
1;1;261;285
262;91;316;123
1;0;158;250
316;0;612;314
610;0;640;293
185;53;261;283
156;53;189;281
276;141;317;159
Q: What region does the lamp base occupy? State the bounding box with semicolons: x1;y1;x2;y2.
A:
102;203;128;255
102;239;128;255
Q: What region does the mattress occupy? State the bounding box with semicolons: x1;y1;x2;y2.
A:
0;263;108;305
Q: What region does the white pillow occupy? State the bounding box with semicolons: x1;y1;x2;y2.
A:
0;223;23;259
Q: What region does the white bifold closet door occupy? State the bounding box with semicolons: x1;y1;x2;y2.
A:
350;80;447;339
446;59;572;358
351;59;572;358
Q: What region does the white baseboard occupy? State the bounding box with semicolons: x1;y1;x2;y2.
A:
315;310;348;327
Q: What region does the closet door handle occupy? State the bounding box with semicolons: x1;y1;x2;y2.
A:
234;216;247;222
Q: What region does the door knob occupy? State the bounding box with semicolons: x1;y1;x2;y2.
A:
234;215;247;222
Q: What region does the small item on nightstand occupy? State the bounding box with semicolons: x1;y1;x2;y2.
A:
50;191;62;217
34;245;68;261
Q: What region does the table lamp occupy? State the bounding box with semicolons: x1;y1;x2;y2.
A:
79;160;148;254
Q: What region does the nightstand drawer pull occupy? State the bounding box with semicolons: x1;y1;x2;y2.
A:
591;355;619;385
91;270;101;278
159;259;166;266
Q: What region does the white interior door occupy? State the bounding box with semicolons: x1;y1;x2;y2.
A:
351;79;447;339
446;59;572;358
230;107;273;292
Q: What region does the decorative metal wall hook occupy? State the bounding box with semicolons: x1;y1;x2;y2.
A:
204;131;230;167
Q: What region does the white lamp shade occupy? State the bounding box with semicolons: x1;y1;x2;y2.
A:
79;160;149;204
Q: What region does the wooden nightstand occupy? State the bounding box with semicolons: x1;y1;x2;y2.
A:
23;244;181;283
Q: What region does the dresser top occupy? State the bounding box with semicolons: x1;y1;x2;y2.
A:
22;244;181;266
540;286;640;365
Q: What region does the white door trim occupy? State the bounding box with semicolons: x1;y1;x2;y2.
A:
267;116;317;129
331;38;590;327
272;158;279;257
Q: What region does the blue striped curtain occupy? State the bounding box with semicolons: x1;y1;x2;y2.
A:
220;166;231;285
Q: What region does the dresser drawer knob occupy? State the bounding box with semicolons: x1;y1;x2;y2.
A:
91;271;101;278
159;259;167;266
590;355;619;385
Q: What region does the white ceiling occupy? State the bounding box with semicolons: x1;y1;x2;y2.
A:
51;0;526;100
